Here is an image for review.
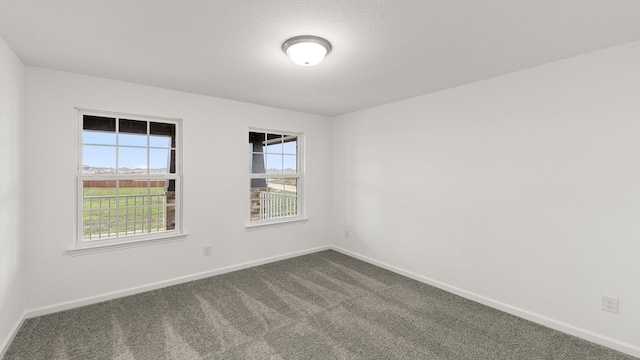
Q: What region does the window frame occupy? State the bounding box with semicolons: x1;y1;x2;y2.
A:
246;128;306;228
70;108;185;255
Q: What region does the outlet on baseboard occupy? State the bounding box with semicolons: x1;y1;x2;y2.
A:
602;296;619;314
203;246;212;256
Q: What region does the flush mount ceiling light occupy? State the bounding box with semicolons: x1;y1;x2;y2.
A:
282;35;332;66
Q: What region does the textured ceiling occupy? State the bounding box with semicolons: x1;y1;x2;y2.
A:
1;0;640;116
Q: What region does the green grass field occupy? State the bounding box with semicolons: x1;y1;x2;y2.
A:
83;187;164;197
83;187;168;238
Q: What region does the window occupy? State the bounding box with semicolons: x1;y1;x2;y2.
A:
249;130;304;224
73;109;183;253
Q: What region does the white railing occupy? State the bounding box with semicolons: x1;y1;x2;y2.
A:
259;192;297;220
83;193;166;239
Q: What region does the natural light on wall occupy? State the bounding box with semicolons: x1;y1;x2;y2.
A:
283;35;332;66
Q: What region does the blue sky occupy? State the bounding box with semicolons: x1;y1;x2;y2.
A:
83;131;171;169
84;131;297;171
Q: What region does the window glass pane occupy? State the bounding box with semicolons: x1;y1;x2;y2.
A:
81;179;173;240
265;134;283;153
149;135;171;148
83;115;115;132
140;207;149;233
165;200;176;231
119;119;147;134
267;178;284;192
250;177;267;188
150;148;170;173
283;155;297;174
119;182;147;236
149;183;166;233
150;206;166;233
169;150;176;174
82;180;117;240
249;132;266;153
250;185;265;221
259;178;297;219
108;209;118;238
122;181;160;235
83;145;116;174
266;154;282;174
284;178;299;216
284;178;298;194
250;178;298;220
282;137;297;155
165;178;176;192
150;122;175;146
119;133;147;147
250;153;266;174
118;147;148;174
83;130;116;145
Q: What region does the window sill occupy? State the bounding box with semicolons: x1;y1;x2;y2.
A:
245;217;308;231
67;232;188;256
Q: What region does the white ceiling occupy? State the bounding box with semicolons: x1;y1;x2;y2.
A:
1;1;640;116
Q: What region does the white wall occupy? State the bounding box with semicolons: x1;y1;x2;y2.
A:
24;68;332;310
331;41;640;356
13;35;640;357
0;36;25;353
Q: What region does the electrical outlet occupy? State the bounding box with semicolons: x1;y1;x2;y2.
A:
345;230;350;238
203;246;212;256
602;296;619;314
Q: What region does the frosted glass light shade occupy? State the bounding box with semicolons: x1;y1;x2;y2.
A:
283;36;332;66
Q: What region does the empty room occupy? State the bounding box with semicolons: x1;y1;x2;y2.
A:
1;1;639;359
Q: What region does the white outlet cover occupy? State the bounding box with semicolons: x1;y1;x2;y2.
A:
602;296;619;314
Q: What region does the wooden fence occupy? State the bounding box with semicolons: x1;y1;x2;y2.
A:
83;180;167;188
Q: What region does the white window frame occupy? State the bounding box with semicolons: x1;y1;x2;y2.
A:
70;108;186;256
246;128;306;229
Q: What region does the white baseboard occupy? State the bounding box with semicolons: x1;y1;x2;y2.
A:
0;310;26;359
329;245;640;359
17;244;640;358
26;245;330;318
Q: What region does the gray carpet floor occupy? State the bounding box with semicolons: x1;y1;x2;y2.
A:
3;250;637;359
